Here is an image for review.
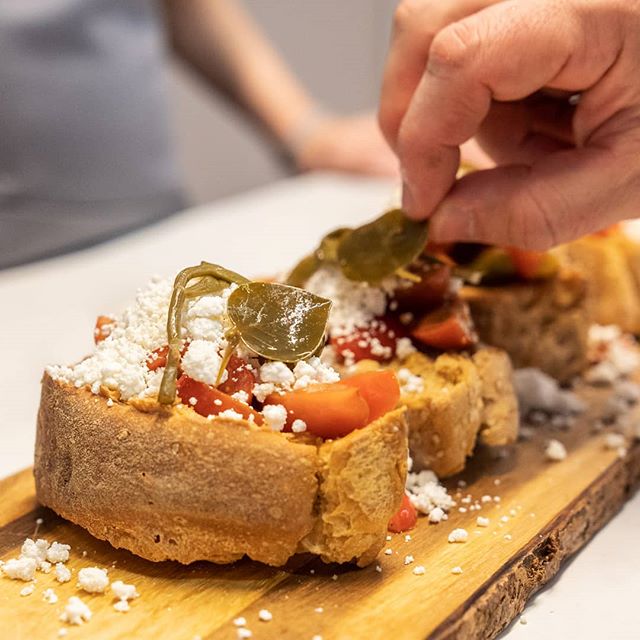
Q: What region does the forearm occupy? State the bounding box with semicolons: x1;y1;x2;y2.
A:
163;0;316;145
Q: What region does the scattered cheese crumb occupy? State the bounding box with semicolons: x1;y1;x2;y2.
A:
448;528;469;543
395;337;416;360
237;629;252;639
181;340;226;387
111;580;139;604
476;516;490;527
58;630;68;638
106;398;114;408
314;607;324;613
412;565;426;575
404;534;412;542
258;609;272;622
21;538;49;564
262;404;288;432
545;439;567;462
404;555;414;565
43;588;58;604
428;507;445;524
1;557;37;581
77;567;109;594
55;563;71;583
20;584;35;597
114;600;130;613
60;596;92;625
384;549;393;556
291;419;307;433
520;616;528;625
406;470;454;520
375;565;382;573
604;433;626;450
397;368;424;395
233;617;247;627
504;534;513;541
500;516;509;523
451;566;463;575
218;408;245;421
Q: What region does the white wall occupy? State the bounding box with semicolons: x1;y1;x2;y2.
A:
166;0;397;206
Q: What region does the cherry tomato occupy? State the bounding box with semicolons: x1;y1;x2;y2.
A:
411;302;476;351
342;370;400;422
218;355;256;402
388;494;417;533
393;263;452;311
94;315;115;344
331;315;406;364
177;375;263;424
505;248;559;280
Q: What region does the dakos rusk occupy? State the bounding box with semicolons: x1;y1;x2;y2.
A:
36;263;408;567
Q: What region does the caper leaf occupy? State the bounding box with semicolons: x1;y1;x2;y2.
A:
227;282;331;362
316;227;351;262
286;253;322;288
337;209;429;283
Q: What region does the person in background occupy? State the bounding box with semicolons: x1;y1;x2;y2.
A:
379;0;640;250
0;0;397;270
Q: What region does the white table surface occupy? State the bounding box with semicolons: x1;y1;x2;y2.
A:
0;173;637;638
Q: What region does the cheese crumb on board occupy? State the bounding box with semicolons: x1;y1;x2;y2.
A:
43;588;58;604
545;439;567;462
60;596;92;625
406;470;454;521
1;557;37;581
412;565;426;576
20;584;35;597
55;563;71;583
604;433;626;449
237;629;252;639
113;600;130;613
451;566;463;575
46;542;71;564
404;555;414;565
233;617;247;627
476;516;490;527
448;528;469;543
111;580;139;608
77;567;109;594
258;609;273;622
21;538;49;565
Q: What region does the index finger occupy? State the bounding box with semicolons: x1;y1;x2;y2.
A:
397;0;607;219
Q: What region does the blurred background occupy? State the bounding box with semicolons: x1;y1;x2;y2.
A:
168;0;395;204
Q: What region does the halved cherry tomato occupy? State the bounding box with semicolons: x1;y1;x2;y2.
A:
265;383;370;439
342;370;400;422
388;494;417;533
505;248;559;280
411;301;476;351
94;315;116;344
218;355;256;401
146;342;190;372
393;263;452;311
177;375;263;425
331;315;406;364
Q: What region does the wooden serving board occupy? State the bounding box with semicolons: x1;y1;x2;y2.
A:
1;383;639;640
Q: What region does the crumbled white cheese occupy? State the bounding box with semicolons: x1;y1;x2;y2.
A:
237;629;252;639
258;609;273;622
406;470;454;521
114;600;130;613
262;404;288;432
604;433;626;450
39;561;52;573
77;567;109;594
20;584;35;596
181;340;227;387
21;538;49;564
587;324;640;384
291;419;307;433
111;580;139;603
404;555;414;565
412;565;426;575
259;361;295;387
448;528;469;543
305;266;395;337
514;368;585;415
476;517;489;527
451;566;463;575
218;408;245;421
60;596;92;625
46;542;71;564
43;588;58;604
1;557;37;581
231;390;249;404
291;357;340;389
233;617;247;627
397;368;424;395
545;439;567;462
395;337;417;361
55;563;71;583
252;382;276;403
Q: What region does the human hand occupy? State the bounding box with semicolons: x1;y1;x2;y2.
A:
293;112;400;178
379;0;640;249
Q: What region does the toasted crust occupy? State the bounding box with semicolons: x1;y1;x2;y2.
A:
554;235;640;334
35;374;407;567
390;346;518;478
462;269;589;382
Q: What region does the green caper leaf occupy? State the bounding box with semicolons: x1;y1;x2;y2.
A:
286;253;322;288
227;282;331;362
337;209;429;283
316;227;352;262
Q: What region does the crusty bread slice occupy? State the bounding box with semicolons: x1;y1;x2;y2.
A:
390;347;518;478
553;234;640;334
461;269;589;382
35;374;407;567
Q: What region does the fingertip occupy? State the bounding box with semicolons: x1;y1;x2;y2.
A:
429;203;475;243
401;183;421;219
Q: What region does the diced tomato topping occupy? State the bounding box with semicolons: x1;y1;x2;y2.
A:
177;375;263;425
505;248;559;280
265;383;369;439
331;315;406;364
147;345;170;371
388;494;417;533
411;301;476;351
393;263;452;311
342;370;400;422
218;355;257;402
94;315;116;344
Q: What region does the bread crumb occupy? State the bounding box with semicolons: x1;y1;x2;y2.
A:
448;528;468;543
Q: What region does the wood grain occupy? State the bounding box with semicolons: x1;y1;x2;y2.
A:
0;382;638;640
